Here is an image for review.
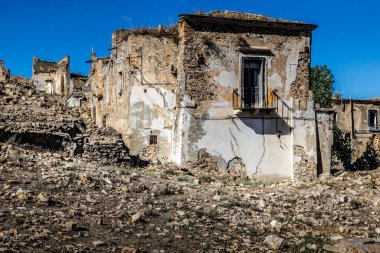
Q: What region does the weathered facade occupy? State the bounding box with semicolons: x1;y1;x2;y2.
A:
88;11;331;181
332;97;380;166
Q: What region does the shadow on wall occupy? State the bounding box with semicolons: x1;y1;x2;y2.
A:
333;127;379;172
130;154;150;168
238;111;292;136
349;143;378;171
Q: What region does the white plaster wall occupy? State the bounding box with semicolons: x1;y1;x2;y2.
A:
129;85;176;160
182;112;292;178
67;97;82;107
33;74;54;92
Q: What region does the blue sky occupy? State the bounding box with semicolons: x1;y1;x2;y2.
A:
0;0;379;99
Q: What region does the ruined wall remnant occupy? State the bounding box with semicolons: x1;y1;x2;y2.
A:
289;52;311;110
0;60;10;81
292;145;317;181
315;109;335;176
32;57;89;108
32;56;70;99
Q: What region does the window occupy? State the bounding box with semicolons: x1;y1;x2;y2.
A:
369;110;378;131
241;57;265;108
149;135;158;145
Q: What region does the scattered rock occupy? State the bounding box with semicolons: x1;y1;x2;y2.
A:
92;240;106;247
264;235;284;250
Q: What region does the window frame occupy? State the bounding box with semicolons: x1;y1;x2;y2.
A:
237;54;270;109
368;110;378;131
149;135;158;146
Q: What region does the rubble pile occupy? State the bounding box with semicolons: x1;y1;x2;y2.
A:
83;128;130;165
0;79;129;165
0;145;379;252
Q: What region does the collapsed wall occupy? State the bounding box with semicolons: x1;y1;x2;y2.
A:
0;77;130;165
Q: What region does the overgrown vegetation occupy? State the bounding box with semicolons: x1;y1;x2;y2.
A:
311;65;335;108
350;143;378;171
332;124;378;171
332;123;352;168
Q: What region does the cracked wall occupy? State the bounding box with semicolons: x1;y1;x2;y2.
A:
175;12;317;180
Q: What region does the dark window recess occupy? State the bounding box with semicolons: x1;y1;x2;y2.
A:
60;76;65;94
369;110;378;130
242;58;265;108
103;115;107;127
149;135;158;145
118;72;123;96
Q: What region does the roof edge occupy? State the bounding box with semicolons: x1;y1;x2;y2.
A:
178;14;318;31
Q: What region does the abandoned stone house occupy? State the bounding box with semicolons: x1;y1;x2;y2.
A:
32;56;88;107
332;96;380;164
85;10;341;181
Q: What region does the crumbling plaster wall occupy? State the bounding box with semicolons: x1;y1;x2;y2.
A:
105;31;179;161
175;18;317;180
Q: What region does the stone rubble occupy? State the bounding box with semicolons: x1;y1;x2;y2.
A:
0;141;379;252
0;78;129;165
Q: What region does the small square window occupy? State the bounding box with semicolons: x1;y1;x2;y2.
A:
149;135;158;145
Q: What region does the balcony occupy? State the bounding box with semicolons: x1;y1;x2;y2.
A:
232;89;293;126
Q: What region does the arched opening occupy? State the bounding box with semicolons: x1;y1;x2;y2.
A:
60;76;65;95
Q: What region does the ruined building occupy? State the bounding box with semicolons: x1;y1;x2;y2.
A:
87;11;335;181
332;96;380;168
32;56;88;106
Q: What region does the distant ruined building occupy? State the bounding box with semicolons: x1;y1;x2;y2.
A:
32;56;88;107
332;96;380;169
